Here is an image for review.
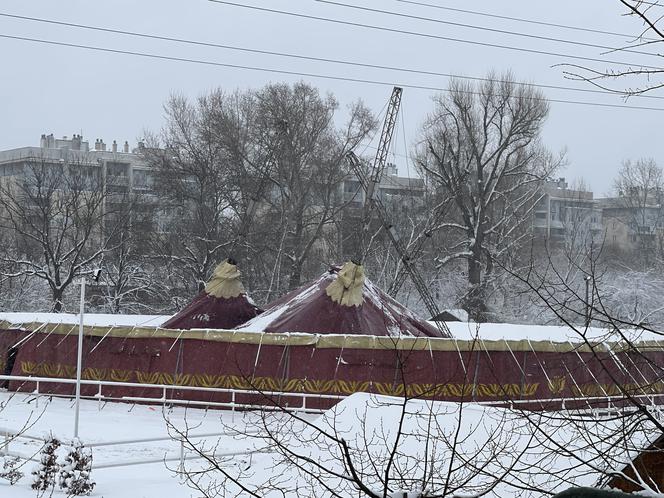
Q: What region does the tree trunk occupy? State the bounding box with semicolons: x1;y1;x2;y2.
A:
288;259;302;290
465;249;487;323
51;289;64;313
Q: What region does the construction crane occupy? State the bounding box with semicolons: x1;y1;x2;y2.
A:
347;87;451;338
357;87;403;257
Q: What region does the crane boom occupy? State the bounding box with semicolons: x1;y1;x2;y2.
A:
358;87;403;257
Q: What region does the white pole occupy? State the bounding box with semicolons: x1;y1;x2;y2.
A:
74;277;85;439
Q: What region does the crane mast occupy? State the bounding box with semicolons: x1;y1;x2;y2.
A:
348;87;451;337
358;87;402;257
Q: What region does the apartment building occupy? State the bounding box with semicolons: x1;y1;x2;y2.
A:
532;178;603;243
598;190;664;254
0;133;153;194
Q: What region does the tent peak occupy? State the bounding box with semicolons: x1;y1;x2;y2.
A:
325;261;364;307
205;260;245;299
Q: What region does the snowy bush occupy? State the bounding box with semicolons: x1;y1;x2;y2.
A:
58;439;95;496
31;436;61;493
0;456;24;485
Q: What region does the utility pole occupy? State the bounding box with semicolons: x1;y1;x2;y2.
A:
584;275;592;327
74;269;101;439
74;277;85;439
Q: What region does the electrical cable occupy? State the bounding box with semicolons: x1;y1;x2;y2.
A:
207;0;663;70
315;0;661;58
393;0;662;42
2;33;664;111
2;11;664;100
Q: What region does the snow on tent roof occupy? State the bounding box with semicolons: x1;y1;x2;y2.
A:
236;261;445;337
444;321;664;343
0;312;168;328
162;259;262;330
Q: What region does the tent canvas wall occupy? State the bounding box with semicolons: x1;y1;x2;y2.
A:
2;321;663;411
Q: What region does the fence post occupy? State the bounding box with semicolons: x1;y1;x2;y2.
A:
35;381;40;409
98;384;102;411
179;439;185;473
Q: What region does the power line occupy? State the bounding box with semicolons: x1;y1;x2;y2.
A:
2;33;664;111
207;0;663;70
315;0;661;58
2;11;663;101
393;0;661;42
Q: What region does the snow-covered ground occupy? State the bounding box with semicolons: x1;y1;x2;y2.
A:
0;390;653;497
0;391;298;497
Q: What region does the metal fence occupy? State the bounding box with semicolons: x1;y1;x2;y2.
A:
0;374;345;414
0;425;265;470
0;373;345;470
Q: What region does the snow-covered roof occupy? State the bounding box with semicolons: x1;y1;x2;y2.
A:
1;312;662;347
161;260;262;330
236;263;444;337
0;312;169;328
444;321;664;343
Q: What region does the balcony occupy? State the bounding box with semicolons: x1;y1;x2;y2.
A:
106;175;129;186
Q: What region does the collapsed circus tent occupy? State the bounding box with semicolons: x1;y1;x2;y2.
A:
162;259;262;330
237;261;446;337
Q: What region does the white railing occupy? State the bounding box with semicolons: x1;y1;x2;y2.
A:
2;374;661;414
0;373;340;470
0;425;266;470
0;374;345;414
473;392;664;415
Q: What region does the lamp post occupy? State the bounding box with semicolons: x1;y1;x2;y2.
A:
74;277;85;439
584;275;592;328
74;269;101;439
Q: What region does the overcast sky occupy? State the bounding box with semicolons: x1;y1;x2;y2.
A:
0;0;661;195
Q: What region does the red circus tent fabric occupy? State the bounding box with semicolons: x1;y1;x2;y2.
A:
236;262;445;337
162;260;262;330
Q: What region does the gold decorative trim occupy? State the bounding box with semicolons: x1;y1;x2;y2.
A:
17;361;664;400
15;361;546;399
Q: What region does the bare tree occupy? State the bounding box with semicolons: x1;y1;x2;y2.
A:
143;93;241;294
607;158;664;266
249;82;375;293
167;342;557;498
96;196;166;314
0;156;116;312
560;1;664;97
144;83;375;302
415;71;562;321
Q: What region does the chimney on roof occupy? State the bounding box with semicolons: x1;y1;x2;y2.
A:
123;141;129;153
47;134;55;148
557;177;568;189
72;134;82;151
40;134;47;148
94;139;100;151
100;140;106;152
112;140;118;153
